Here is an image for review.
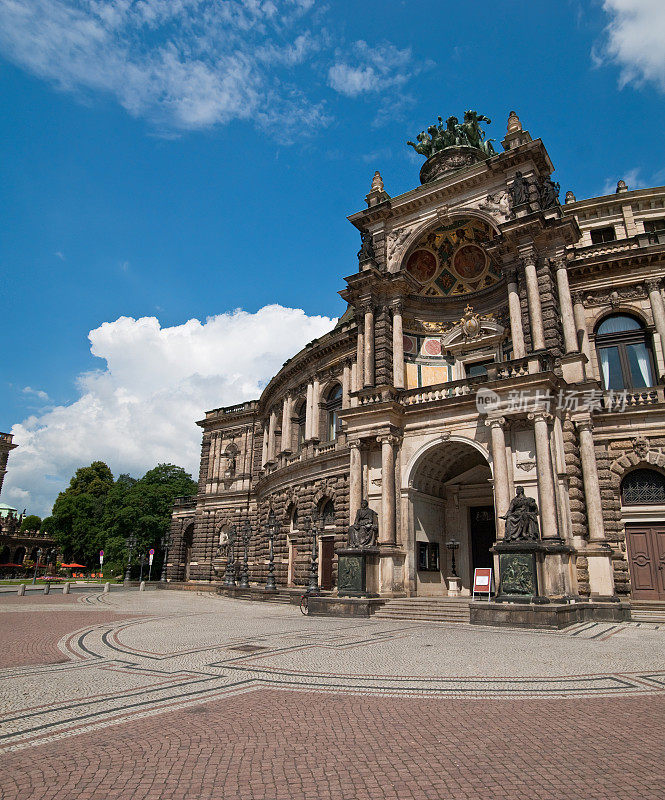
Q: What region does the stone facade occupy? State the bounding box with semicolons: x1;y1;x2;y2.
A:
0;432;17;497
168;112;665;604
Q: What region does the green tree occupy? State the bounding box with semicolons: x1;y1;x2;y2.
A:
20;514;42;532
50;461;115;564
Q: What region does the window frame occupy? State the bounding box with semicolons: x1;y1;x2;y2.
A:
595;314;656;391
590;226;616;245
324;384;343;442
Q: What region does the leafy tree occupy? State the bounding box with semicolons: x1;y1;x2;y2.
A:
20;514;42;532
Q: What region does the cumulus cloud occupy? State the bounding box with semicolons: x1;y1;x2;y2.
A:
327;41;413;97
0;0;328;139
601;0;665;90
3;306;336;517
22;387;49;401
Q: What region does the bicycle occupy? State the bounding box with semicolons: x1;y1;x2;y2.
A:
299;592;309;615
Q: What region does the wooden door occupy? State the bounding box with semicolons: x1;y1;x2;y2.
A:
626;524;665;600
320;538;334;590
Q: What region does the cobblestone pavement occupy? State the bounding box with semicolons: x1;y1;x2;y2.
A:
1;588;664;799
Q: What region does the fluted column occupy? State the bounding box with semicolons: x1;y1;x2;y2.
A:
355;319;364;392
363;301;375;387
311;376;321;441
554;259;578;354
505;267;526;359
342;361;351;409
529;410;558;540
392;301;405;389
647;279;665;348
485;417;510;537
305;382;314;441
349;440;363;525
281;396;292;453
267;409;278;463
261;423;269;468
523;253;545;351
571;292;591;376
378;434;398;545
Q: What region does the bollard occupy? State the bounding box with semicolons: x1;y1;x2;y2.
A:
103;582;110;594
18;584;25;596
63;582;70;595
43;583;50;595
139;580;146;592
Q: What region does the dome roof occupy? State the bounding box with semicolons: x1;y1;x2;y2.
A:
0;502;18;518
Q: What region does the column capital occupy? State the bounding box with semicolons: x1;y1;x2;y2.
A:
528;409;552;424
552;256;568;271
574;417;594;433
377;433;400;447
349;439;363;450
484;416;506;429
646;278;662;293
571;290;585;306
360;297;375;314
503;266;518;284
520;253;537;269
391;299;404;314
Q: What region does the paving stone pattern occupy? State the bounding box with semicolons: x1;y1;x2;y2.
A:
1;588;664;799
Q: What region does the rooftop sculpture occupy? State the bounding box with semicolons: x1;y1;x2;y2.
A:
407;110;496;160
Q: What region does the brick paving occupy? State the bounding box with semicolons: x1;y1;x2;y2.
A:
1;589;664;799
3;690;664;800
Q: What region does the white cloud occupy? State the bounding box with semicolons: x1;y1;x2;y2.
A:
327;40;413;97
601;166;645;195
3;306;336;517
22;387;49;401
601;0;665;90
0;0;328;138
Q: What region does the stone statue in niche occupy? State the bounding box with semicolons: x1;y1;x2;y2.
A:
539;176;560;209
500;486;540;541
357;231;376;264
509;172;530;207
347;499;378;548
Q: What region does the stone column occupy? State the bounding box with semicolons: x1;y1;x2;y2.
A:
485;417;510;538
576;418;615;596
349;440;363;525
523;253;546;351
261;423;269;468
529;411;558;540
363;301;375;387
392;301;405;389
342;361;351;409
305;382;314;441
647;279;665;346
505;267;526;359
281;396;292;453
572;292;591;376
378;434;398;545
554;259;578;354
267;409;278;463
355;319;364;392
311;376;321;441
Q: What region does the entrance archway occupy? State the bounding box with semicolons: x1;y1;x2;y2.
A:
408;438;495;596
621;468;665;600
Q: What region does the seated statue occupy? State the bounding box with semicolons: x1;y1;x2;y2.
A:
348;500;378;548
500;486;540;541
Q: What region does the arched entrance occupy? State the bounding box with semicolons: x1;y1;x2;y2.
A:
622;468;665;600
183;525;194;581
408;438;495;596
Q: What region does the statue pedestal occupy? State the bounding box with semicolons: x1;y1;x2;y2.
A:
492;541;548;604
447;576;462;597
337;547;380;597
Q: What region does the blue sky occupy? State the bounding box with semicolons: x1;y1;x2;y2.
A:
1;0;665;514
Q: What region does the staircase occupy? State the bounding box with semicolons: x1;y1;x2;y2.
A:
630;600;665;624
373;597;471;624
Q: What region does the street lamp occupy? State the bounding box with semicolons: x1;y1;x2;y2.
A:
446;539;460;578
160;530;171;583
138;553;146;583
32;548;42;585
224;526;237;587
307;512;321;596
125;534;137;583
239;518;251;589
265;509;277;591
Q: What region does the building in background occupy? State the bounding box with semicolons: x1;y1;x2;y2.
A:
168;110;665;610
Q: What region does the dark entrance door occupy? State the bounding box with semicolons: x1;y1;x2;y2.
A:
320;538;334;590
470;506;495;572
626;524;665;600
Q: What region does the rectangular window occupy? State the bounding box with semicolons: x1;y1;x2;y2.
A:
644;219;665;244
598;346;624;390
466;360;493;378
626;343;653;388
417;542;428;571
428;542;440;571
417;542;440;571
590;226;616;244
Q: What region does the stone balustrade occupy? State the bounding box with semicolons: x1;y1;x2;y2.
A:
603;387;664;410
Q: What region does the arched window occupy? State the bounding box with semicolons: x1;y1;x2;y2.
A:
321;500;335;527
621;469;665;505
290;507;299;532
595;314;655;390
325;384;343;442
296;401;307;448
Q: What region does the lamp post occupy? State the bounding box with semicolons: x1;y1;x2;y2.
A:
160;530;171;583
224;526;237;587
265;509;277;591
446;539;460;578
138;554;146;583
239;518;251;589
307;512;321;596
32;548;42;585
124;534;137;583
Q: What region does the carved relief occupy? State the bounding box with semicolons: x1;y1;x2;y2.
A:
477;190;511;221
386;223;419;271
583;285;646;307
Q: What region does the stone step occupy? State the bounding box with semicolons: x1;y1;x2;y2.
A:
631;611;665;623
373;613;470;623
373;598;471;623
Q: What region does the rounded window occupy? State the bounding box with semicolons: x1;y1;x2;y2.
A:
621;469;665;505
595;314;654;391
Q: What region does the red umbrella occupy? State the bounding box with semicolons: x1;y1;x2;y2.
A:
61;562;87;568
